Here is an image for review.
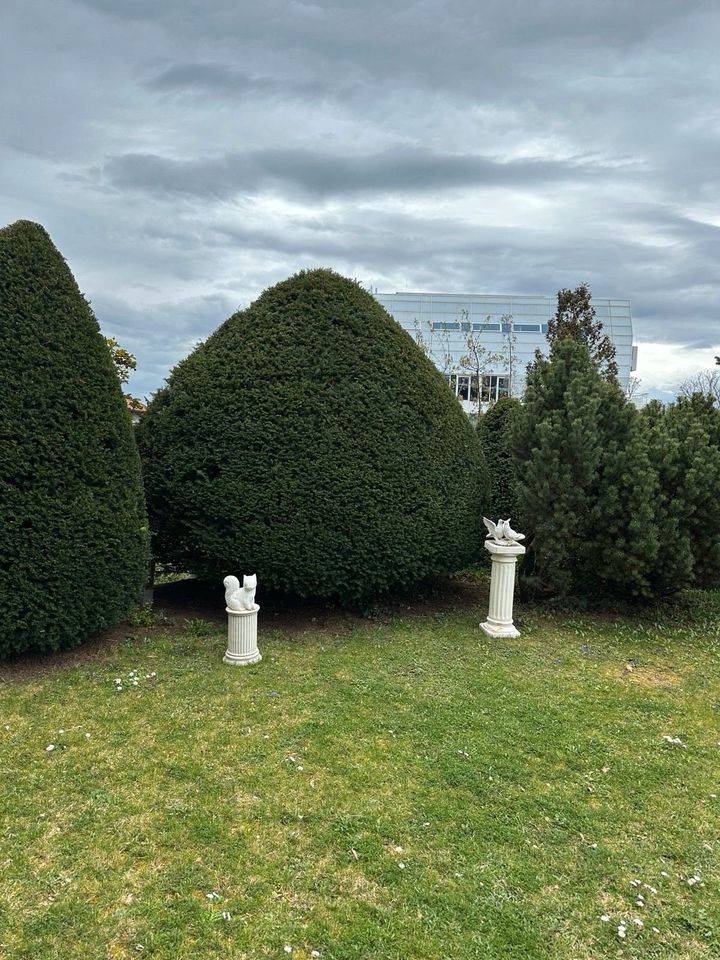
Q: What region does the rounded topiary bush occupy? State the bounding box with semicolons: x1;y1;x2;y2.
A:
0;220;149;657
138;269;488;603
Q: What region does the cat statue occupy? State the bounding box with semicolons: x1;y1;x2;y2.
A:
223;574;258;611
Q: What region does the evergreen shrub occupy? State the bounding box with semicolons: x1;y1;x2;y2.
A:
0;221;149;657
514;339;658;603
477;397;521;523
138;269;488;603
643;395;720;591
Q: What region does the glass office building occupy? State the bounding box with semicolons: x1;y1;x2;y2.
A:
374;291;636;415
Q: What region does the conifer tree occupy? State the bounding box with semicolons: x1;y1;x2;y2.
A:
0;221;149;656
545;283;618;380
138;269;488;604
514;340;658;602
644;395;720;590
641;401;694;596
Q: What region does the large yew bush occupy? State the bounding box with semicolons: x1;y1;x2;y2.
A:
138;269;488;602
477;397;521;523
0;221;149;656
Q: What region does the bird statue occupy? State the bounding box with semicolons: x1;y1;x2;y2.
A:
483;517;525;545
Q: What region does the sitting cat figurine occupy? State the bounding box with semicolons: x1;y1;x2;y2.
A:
223;574;258;611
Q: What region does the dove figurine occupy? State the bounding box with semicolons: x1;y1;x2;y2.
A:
483;517;525;545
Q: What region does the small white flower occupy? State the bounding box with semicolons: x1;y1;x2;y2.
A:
221;911;230;921
206;892;219;900
660;870;668;877
297;765;304;771
311;952;321;958
633;918;644;928
85;733;91;738
150;672;156;677
617;925;626;939
284;948;292;955
393;846;403;853
663;735;685;747
589;842;598;849
630;879;641;887
600;915;610;922
58;729;64;735
398;862;406;869
652;927;660;933
46;744;55;752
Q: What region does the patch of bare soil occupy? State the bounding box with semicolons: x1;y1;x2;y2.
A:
620;663;683;688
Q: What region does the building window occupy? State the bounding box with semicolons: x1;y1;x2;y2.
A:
446;373;511;403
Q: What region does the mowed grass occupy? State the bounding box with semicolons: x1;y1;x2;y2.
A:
1;584;719;959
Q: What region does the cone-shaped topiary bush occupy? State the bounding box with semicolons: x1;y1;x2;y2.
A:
138;269;488;603
0;220;149;657
477;397;522;523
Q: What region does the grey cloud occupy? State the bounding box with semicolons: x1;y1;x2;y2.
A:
145;63;335;102
100;147;616;200
2;0;719;400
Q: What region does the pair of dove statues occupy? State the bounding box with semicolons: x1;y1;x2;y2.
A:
483;517;525;546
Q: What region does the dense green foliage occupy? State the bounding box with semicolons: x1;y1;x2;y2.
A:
138;269;488;602
477;397;521;522
514;340;658;603
643;396;720;592
0;220;149;657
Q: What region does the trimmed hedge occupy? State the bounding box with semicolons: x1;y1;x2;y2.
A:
0;220;149;657
477;397;521;523
138;269;488;602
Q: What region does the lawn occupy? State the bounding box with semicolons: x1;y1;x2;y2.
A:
1;577;719;959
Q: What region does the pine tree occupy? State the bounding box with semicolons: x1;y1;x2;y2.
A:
0;221;149;656
546;283;618;380
648;395;720;589
514;339;658;603
641;401;694;596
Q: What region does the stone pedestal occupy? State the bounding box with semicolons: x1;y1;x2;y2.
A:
481;540;525;638
224;605;261;665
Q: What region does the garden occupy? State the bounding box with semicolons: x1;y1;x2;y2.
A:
1;220;719;958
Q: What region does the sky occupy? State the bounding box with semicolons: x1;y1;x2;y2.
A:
2;0;719;401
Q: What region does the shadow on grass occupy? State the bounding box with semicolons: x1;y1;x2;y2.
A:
0;569;491;681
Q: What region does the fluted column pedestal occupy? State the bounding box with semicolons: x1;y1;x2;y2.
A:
481;541;525;638
224;605;261;665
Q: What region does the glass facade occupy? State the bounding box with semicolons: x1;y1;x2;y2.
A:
374;291;636;415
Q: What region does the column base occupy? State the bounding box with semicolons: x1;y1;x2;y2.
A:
480;619;520;638
223;649;263;666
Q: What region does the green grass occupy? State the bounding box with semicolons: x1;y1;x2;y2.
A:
1;585;719;959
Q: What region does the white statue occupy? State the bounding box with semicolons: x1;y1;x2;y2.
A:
224;574;257;611
483;517;525;546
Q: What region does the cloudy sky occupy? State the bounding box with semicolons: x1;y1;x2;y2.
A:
2;0;719;400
